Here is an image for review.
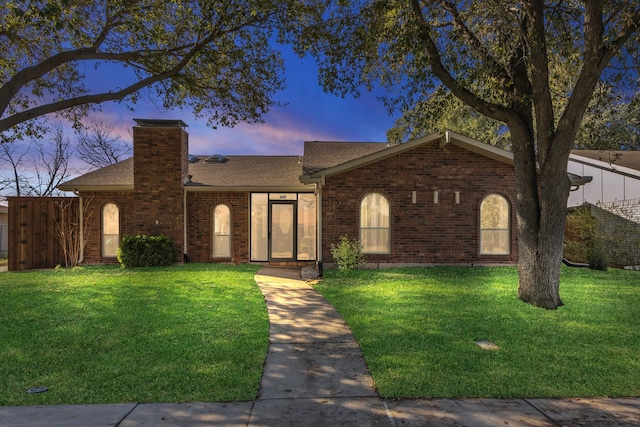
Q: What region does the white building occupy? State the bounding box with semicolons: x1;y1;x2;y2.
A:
568;150;640;208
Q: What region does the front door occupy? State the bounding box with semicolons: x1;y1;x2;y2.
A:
269;201;297;261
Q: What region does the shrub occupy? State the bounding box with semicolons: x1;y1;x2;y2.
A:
117;234;178;267
563;206;595;263
330;235;364;271
588;241;609;271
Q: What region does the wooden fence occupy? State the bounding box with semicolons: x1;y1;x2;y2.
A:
7;197;78;271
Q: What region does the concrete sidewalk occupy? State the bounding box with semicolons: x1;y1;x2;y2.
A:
1;267;639;426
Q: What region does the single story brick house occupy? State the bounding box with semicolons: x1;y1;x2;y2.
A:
57;119;537;268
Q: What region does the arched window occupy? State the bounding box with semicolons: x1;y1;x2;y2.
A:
360;193;390;254
102;203;120;257
213;205;231;258
480;194;510;255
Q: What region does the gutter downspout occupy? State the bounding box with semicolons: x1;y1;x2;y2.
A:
316;177;324;277
183;188;188;262
73;191;84;264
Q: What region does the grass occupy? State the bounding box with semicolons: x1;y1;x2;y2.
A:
314;266;640;398
0;263;267;406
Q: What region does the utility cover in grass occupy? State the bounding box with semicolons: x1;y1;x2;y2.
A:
475;340;499;350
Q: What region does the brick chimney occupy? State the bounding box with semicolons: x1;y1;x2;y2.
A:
131;119;189;258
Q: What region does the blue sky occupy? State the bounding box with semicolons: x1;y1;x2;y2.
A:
88;47;400;157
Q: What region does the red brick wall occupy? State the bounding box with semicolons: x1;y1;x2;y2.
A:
132;125;187;257
321;142;518;265
78;192;132;264
186;192;249;263
79;124;189;264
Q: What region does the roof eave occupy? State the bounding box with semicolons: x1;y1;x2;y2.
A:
569;153;640;178
303;130;515;180
304;132;444;180
444;130;514;165
185;184;314;192
57;185;134;192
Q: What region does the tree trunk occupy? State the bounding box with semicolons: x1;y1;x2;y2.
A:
511;128;572;309
516;179;569;309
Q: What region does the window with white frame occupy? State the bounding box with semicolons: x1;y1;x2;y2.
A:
213;204;231;258
360;193;390;254
102;203;119;257
480;194;510;255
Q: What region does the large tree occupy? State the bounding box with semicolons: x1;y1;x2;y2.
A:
0;0;322;140
298;1;640;308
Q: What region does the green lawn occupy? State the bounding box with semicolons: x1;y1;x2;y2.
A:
0;264;267;406
314;266;640;398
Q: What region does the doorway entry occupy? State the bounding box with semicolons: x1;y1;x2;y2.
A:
269;201;297;262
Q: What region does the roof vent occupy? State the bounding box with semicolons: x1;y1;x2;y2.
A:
205;154;228;163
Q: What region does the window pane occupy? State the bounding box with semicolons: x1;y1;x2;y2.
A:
214;205;230;234
269;193;296;200
360;193;390;254
103;204;119;235
480;194;510;255
251;194;268;261
213;236;231;258
213;205;231;258
102;204;119;257
361;229;389;253
361;193;389;227
297;194;316;260
481;195;509;229
103;234;119;258
481;230;510;254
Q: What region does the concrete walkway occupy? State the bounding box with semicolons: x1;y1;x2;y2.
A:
1;267;640;426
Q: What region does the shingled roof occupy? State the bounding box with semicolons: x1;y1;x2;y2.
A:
301;141;389;174
186;155;308;191
59;141;398;192
59;155;309;192
62;128;513;192
571;150;640;172
58;159;134;191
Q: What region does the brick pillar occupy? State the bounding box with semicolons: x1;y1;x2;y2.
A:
132;119;189;260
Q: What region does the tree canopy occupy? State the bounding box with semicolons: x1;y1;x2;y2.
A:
386;86;511;149
0;0;323;141
388;83;640;152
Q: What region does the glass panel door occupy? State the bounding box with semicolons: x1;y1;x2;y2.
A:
270;202;296;260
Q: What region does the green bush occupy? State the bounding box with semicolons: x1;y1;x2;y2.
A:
563;206;595;263
330;235;365;271
588;241;609;271
117;234;178;268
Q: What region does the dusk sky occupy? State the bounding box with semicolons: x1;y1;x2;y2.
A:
89;46;400;157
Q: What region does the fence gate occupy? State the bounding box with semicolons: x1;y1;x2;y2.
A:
7;197;78;271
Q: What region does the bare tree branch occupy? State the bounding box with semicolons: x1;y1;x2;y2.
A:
77;120;131;169
29;123;73;197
